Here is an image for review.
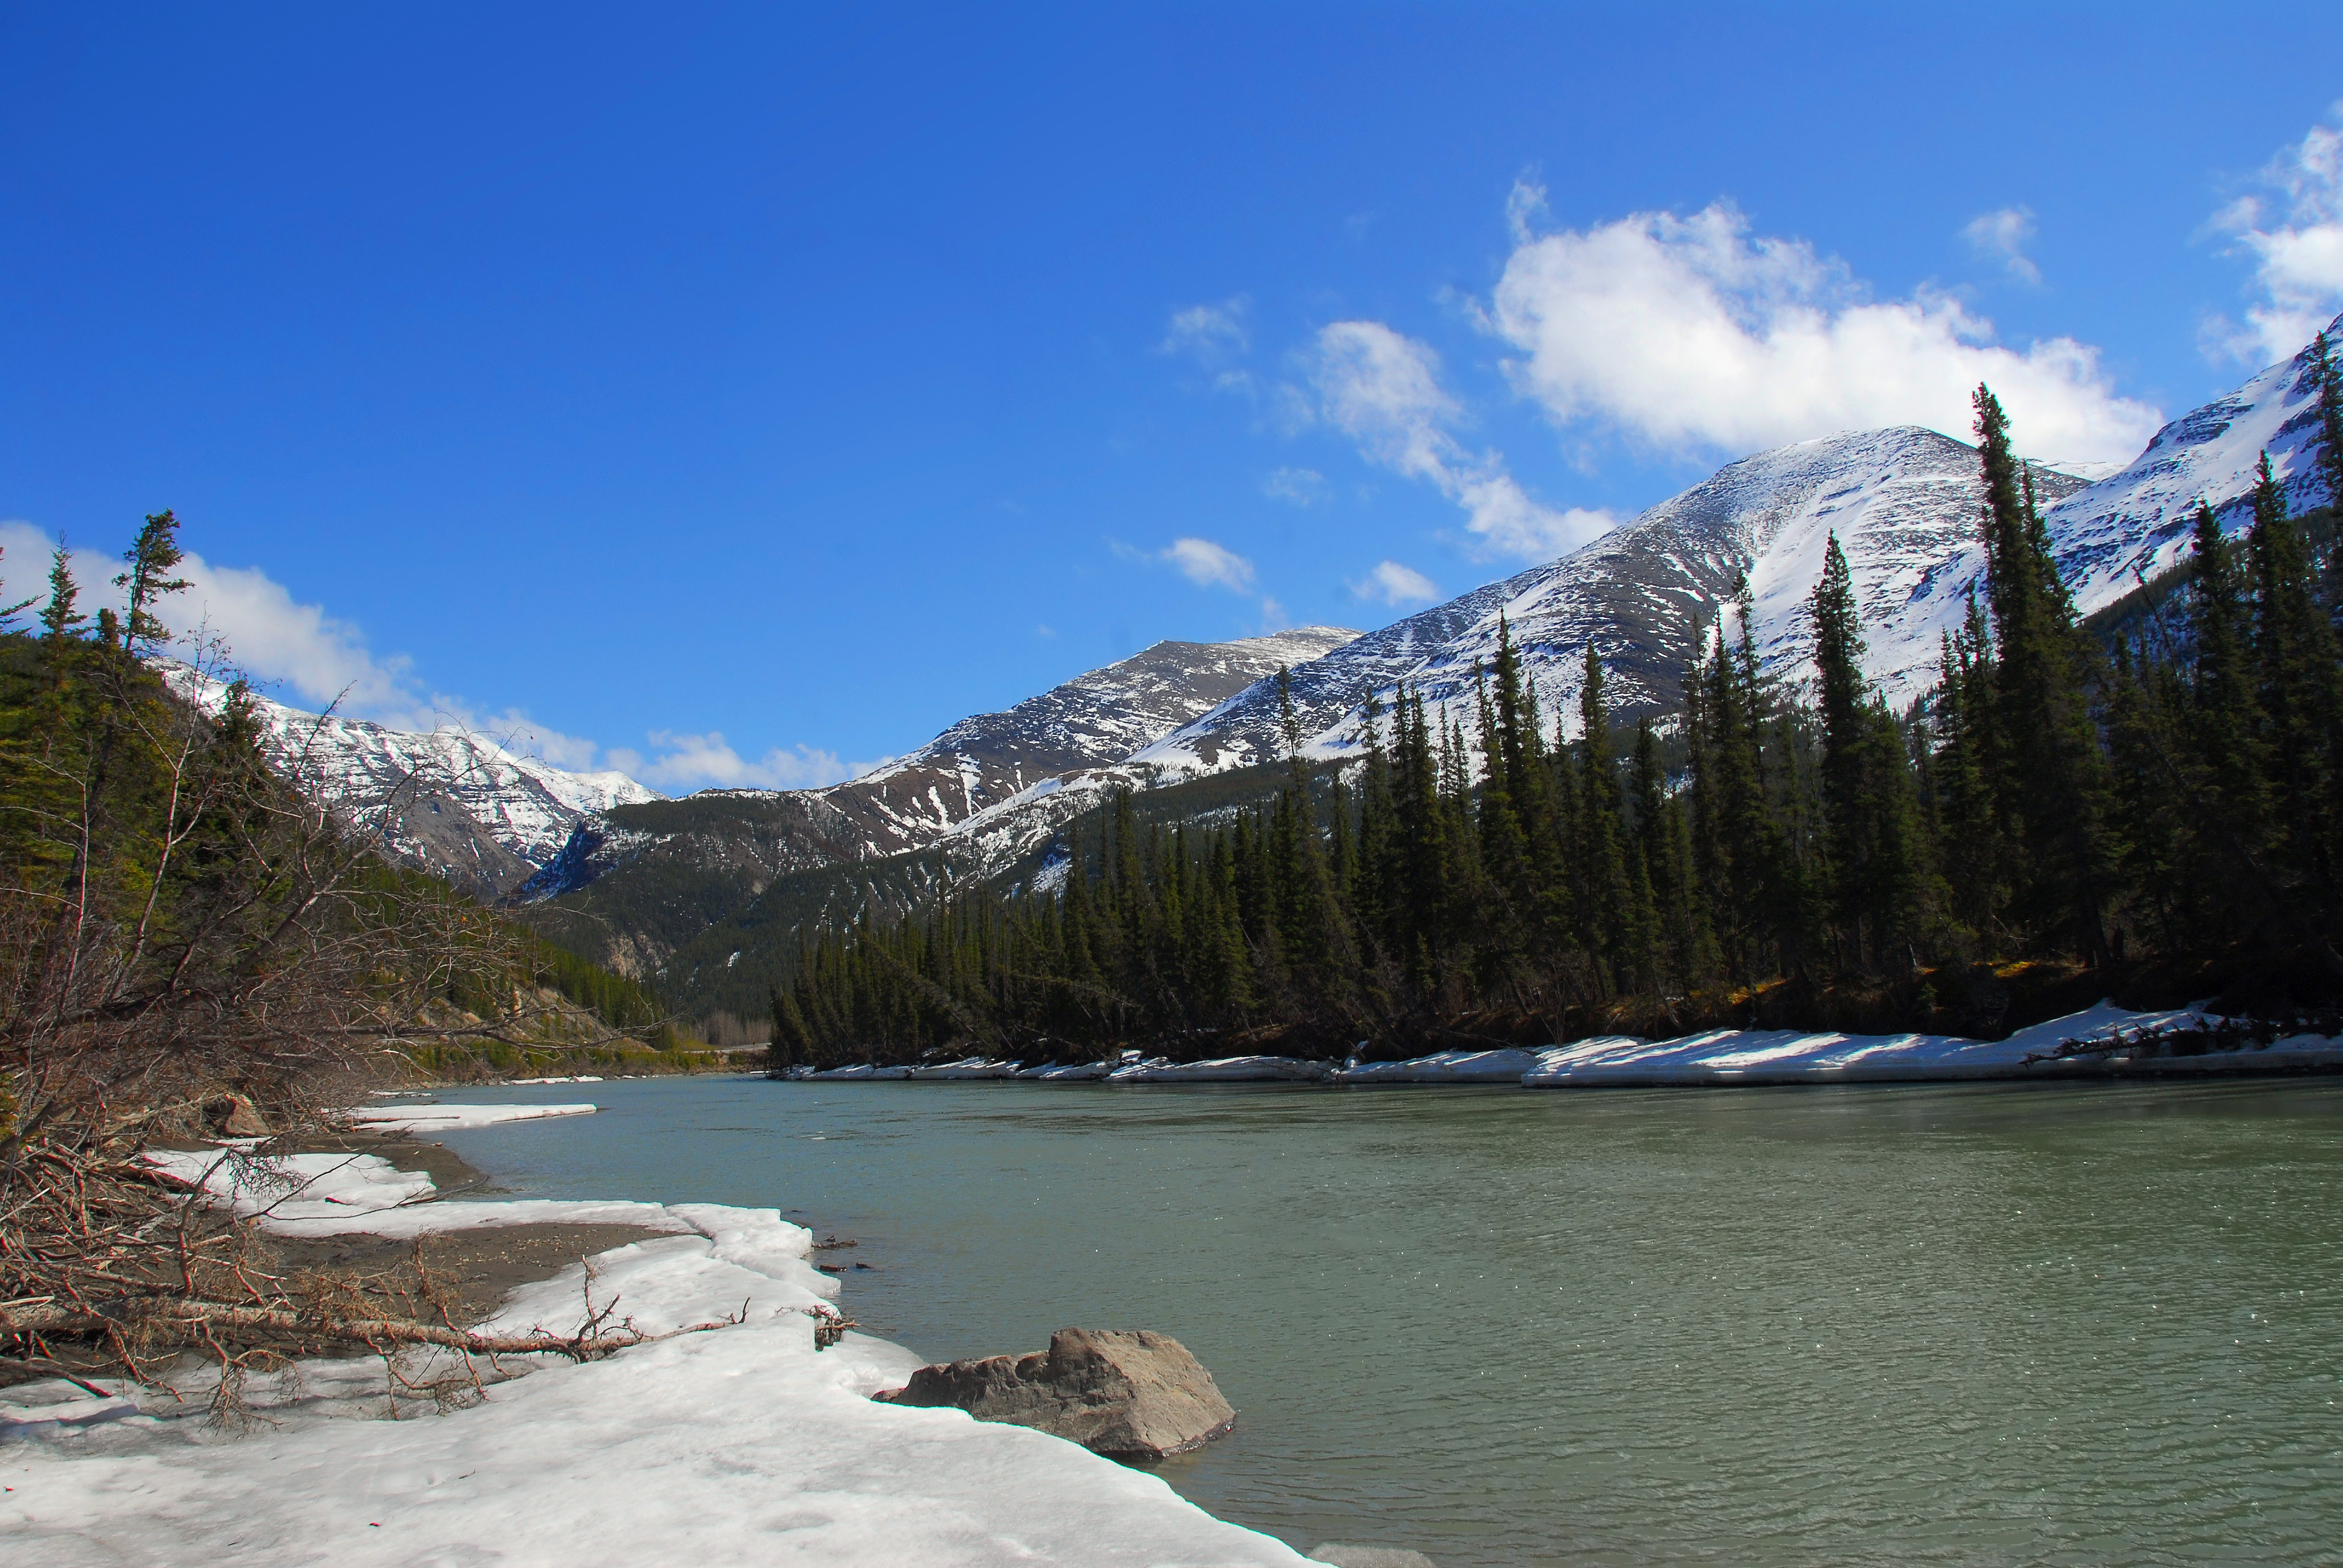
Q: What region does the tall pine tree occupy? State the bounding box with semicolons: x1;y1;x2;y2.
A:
1973;383;2115;961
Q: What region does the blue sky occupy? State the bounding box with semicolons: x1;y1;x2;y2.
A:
5;4;2342;790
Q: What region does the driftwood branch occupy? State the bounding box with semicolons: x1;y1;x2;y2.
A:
1;1296;737;1362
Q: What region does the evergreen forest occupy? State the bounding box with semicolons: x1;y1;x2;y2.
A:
771;345;2343;1070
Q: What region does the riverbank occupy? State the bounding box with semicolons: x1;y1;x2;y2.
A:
1;1118;1314;1566
258;1133;681;1327
784;999;2343;1086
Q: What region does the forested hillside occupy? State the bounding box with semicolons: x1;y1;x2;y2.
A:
773;348;2343;1070
0;513;690;1125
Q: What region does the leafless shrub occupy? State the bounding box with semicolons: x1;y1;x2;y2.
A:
2;627;663;1402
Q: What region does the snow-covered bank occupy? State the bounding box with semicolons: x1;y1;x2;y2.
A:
1332;1047;1547;1085
138;1147;693;1240
5;1151;1312;1566
342;1100;597;1132
1108;1054;1332;1083
780;1004;2343;1091
1520;1002;2343;1086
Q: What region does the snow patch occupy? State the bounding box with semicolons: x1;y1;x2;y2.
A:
343;1100;598;1133
1105;1055;1332;1083
8;1152;1307;1566
1332;1048;1547;1083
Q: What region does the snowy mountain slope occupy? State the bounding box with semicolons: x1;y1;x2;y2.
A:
1131;427;2083;786
878;427;2075;889
814;627;1355;852
160;664;660;899
2028;307;2343;610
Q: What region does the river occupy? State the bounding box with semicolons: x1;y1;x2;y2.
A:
428;1075;2343;1567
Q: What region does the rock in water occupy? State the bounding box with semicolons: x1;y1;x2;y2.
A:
874;1327;1236;1459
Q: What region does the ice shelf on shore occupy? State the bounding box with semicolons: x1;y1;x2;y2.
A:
1332;1047;1548;1084
777;1003;2342;1092
1521;1002;2343;1086
906;1057;1022;1079
4;1154;1311;1567
1106;1054;1333;1083
137;1148;694;1240
342;1100;598;1132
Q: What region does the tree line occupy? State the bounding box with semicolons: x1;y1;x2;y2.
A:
771;342;2343;1069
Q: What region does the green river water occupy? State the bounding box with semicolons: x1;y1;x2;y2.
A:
431;1076;2343;1567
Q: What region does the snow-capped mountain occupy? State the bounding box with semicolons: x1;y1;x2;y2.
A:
1133;314;2343;787
900;428;2079;886
523;629;1358;967
162;663;660;899
413;314;2343;990
887;321;2343;898
2017;308;2342;613
806;627;1356;854
1132;427;2085;782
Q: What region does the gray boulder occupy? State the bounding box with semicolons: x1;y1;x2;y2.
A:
874;1327;1235;1460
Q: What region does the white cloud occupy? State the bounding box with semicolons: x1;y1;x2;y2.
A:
1160;535;1256;592
1351;560;1440;607
2207;106;2343;363
1481;187;2161;468
611;732;856;792
1963;206;2041;286
1304;320;1617;560
427;702;606;771
1263;466;1328;506
1161;297;1251;363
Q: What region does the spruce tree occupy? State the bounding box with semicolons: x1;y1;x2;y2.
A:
2247;451;2343;902
1928;590;2004;945
1630;716;1703;988
1575;646;1634;993
1971;384;2115;960
1810;534;1869;964
1391;685;1445;990
39;547;84;642
1691;586;1786;981
2309;330;2343;511
0;544;34;631
115;510;188;653
1354;694;1398;959
2186;500;2266;854
2099;637;2183;956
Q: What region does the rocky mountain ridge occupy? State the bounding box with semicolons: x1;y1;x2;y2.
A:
519;628;1357;975
159;663;660;901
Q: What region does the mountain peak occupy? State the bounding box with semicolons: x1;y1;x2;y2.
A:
155;660;662;899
